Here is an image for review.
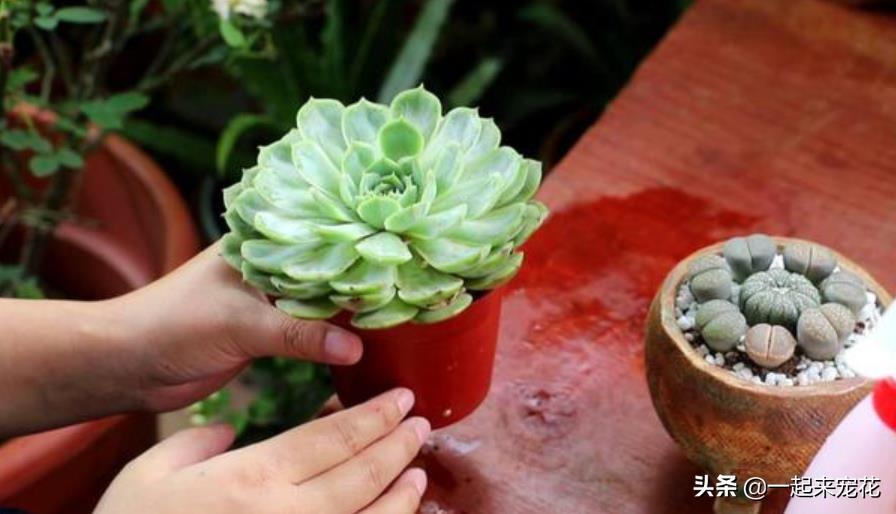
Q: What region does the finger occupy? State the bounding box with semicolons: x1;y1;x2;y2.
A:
295;417;430;513
129;424;235;478
229;388;414;482
358;468;427;514
232;305;362;365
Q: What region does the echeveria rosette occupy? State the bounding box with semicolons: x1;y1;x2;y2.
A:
220;86;548;329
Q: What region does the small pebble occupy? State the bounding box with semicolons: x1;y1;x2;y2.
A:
733;362;745;371
705;355;716;365
677;316;694;331
822;368;838;381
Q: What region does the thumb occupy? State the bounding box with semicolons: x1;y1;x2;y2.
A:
131;424;236;477
233;304;363;365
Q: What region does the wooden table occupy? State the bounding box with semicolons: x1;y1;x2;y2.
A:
420;0;896;512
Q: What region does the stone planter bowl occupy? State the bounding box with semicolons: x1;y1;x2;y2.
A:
645;237;891;514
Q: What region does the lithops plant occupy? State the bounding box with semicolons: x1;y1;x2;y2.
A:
744;324;796;369
820;271;867;314
688;255;733;303
740;269;821;331
723;234;776;281
682;235;874;376
695;300;747;352
783;242;837;284
220;86;548;328
797;303;857;360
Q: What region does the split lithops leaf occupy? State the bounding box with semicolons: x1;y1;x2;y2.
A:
221;87;548;328
722;234;776;282
687;255;733;303
820;271;867;314
745;324;796;369
783;242;837;284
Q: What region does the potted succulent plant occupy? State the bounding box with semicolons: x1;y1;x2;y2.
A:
220;86;548;428
645;235;891;514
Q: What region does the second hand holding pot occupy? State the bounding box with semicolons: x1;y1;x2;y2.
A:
218;86;548;428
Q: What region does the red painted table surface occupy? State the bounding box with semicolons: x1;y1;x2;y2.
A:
419;0;896;512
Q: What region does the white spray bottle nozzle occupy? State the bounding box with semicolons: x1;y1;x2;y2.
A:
844;304;896;380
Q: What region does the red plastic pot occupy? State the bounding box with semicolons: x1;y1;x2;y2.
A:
0;115;200;513
330;290;503;429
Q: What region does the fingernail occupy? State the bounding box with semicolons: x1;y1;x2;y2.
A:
324;329;362;363
395;388;415;415
406;468;427;495
407;416;431;444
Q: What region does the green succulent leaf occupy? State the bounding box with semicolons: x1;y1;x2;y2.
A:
330;260;396;295
270;276;332;299
457;243;514;278
357;196;402;229
466;252;524;290
292;140;341;196
296;98;346;165
466;116;501;161
411;237;488;273
427;107;482;155
446;204;525;246
430;174;503;218
414;293;473;324
351;298;419;329
276;298;341;319
390;86;442;142
314;222;377;243
355;232;412;265
342;99;390;145
342;142;377;184
514;201;549;247
241;239;317;273
398;204;467;239
241;262;279;295
331;286;397;313
377;119;424;161
283;243;358;281
396;258;464;307
254;212;320;244
219;233;244;269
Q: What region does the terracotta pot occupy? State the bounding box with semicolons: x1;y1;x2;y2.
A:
330;290;503;429
645;237;891;513
0;128;200;513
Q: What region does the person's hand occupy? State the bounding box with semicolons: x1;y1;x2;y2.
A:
108;243;363;412
95;388;430;514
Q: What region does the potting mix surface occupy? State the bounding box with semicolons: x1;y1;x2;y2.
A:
416;0;896;512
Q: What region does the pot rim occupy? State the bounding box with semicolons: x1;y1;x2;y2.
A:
657;236;892;399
